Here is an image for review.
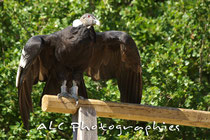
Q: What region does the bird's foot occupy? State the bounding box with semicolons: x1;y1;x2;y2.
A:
58;92;82;101
74;96;85;106
78;96;85;100
58;92;73;99
70;93;79;101
57;92;85;106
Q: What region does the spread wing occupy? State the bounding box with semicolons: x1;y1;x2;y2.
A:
86;31;142;104
16;35;57;129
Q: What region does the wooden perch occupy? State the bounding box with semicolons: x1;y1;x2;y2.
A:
42;95;210;128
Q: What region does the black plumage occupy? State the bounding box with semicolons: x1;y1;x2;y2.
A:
16;14;142;129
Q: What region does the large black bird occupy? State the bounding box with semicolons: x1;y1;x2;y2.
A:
16;13;142;129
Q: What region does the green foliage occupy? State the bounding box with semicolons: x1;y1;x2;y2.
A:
0;0;209;139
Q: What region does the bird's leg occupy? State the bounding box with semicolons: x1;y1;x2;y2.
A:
69;80;79;101
69;80;85;106
58;80;72;99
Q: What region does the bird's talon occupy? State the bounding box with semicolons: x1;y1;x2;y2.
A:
76;100;79;106
57;94;61;99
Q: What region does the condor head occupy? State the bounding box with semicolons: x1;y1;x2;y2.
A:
73;13;100;28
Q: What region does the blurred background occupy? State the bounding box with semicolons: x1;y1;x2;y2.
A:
0;0;209;139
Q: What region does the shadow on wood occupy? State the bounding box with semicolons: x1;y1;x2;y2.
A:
42;95;210;128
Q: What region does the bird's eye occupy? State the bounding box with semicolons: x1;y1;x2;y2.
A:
88;15;90;18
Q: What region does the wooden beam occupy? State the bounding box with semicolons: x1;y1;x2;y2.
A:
42;95;210;128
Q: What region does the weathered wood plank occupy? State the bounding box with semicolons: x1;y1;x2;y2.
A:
42;95;210;128
72;107;97;140
77;107;97;140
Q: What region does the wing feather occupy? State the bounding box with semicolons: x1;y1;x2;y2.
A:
86;31;142;104
16;35;53;129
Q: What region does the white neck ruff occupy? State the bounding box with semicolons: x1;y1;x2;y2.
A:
73;19;83;27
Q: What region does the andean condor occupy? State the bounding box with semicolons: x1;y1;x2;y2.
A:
16;13;142;130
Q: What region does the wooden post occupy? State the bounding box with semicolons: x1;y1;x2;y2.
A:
42;95;210;129
72;107;97;140
78;107;97;140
